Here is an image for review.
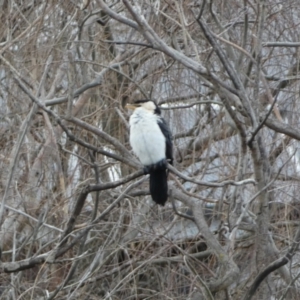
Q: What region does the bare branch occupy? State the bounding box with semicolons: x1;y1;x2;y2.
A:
168;165;256;187
263;42;300;47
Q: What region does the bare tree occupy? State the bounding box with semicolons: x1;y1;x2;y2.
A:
1;0;300;299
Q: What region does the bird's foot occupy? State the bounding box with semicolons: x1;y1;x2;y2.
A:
144;159;167;174
155;159;167;169
143;166;151;175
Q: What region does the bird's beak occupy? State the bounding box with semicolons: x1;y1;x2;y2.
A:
125;103;139;110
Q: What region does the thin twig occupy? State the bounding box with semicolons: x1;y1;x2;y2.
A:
3;204;66;234
248;92;280;148
184;255;215;300
0;104;38;232
161;100;223;110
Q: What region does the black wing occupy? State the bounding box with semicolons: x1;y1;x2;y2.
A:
158;117;173;165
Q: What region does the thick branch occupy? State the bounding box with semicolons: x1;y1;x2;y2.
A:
265;118;300;141
172;188;240;292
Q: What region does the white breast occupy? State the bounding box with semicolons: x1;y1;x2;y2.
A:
129;108;166;166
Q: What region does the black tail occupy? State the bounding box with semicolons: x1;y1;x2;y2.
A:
149;168;168;206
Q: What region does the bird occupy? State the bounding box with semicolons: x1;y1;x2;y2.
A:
126;100;173;206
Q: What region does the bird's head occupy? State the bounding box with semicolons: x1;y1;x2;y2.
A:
126;100;161;115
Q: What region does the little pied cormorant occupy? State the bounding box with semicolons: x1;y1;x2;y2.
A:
126;100;173;206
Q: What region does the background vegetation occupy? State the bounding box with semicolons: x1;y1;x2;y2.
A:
1;1;300;299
